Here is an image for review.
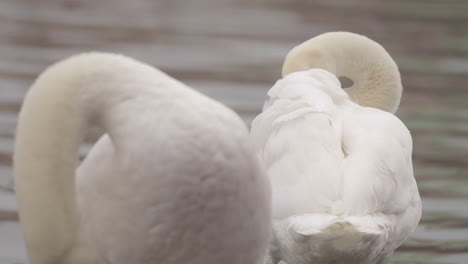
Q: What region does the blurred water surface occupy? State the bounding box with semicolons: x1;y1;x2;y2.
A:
1;0;468;263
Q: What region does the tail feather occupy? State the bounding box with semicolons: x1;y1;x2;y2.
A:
273;214;392;263
287;214;390;236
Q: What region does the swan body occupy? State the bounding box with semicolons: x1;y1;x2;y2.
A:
14;53;271;264
250;32;421;264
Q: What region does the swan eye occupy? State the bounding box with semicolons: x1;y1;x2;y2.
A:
338;76;354;89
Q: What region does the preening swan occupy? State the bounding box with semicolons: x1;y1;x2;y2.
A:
14;53;271;264
250;32;421;264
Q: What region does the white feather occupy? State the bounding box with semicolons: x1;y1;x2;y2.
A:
251;68;421;264
14;53;271;264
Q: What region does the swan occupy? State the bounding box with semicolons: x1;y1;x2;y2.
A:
14;52;271;264
250;32;421;264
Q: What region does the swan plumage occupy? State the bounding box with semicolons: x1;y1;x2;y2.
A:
250;32;421;264
14;53;271;264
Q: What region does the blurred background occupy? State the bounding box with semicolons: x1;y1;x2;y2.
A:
0;0;467;263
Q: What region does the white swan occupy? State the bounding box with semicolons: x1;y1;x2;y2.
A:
250;32;421;264
14;53;271;264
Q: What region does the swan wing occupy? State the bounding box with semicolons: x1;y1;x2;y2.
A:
341;107;422;246
250;70;346;219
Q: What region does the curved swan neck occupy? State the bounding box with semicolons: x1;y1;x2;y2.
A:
282;32;402;113
13;53;164;264
15;66;85;264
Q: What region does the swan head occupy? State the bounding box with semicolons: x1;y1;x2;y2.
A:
282;32;403;113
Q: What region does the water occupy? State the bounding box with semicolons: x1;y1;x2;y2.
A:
1;0;467;263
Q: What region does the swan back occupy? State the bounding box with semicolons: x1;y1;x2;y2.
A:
251;69;353;219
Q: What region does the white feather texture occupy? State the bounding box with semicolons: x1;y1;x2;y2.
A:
14;53;271;264
251;68;421;264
